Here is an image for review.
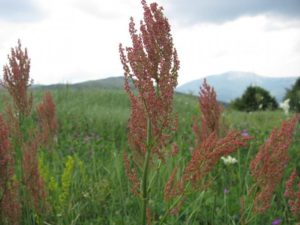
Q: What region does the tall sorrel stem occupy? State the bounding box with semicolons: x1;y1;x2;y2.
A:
119;1;179;223
142;118;152;225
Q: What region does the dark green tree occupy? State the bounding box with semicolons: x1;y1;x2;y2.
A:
284;77;300;112
231;86;278;112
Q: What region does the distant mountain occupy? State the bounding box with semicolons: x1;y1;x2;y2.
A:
176;71;298;103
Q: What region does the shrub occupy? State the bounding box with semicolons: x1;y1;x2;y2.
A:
231;86;278;112
284;77;300;112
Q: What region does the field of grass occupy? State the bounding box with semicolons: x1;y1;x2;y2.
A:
1;87;299;225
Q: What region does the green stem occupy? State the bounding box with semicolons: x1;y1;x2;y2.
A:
159;194;184;225
242;194;256;225
141;118;152;225
224;192;228;224
237;149;242;194
148;160;161;192
159;182;191;225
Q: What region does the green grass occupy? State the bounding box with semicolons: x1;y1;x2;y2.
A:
1;87;299;224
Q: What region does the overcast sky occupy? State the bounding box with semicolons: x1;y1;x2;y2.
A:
0;0;299;85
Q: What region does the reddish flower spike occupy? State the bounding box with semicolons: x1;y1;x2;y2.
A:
250;114;299;213
193;79;222;145
119;0;179;162
285;169;300;220
1;40;33;118
22;137;47;212
0;114;21;225
36;91;58;148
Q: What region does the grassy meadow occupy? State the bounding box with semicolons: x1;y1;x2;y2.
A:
1;87;298;225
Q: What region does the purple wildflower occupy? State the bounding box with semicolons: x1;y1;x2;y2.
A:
271;218;281;225
241;129;249;137
224;188;229;194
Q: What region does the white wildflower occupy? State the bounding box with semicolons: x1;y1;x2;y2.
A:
221;155;238;165
279;98;290;115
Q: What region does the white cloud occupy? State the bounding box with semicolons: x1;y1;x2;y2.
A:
174;15;300;84
0;0;299;85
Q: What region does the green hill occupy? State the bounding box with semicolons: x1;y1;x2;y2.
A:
33;76;126;90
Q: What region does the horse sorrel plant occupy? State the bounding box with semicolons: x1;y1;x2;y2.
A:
119;0;179;224
250;115;299;213
1;39;33;121
37;91;58;148
163;80;251;222
193;79;223;144
285;169;300;222
0;114;21;225
0;40;58;224
22;135;47;213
